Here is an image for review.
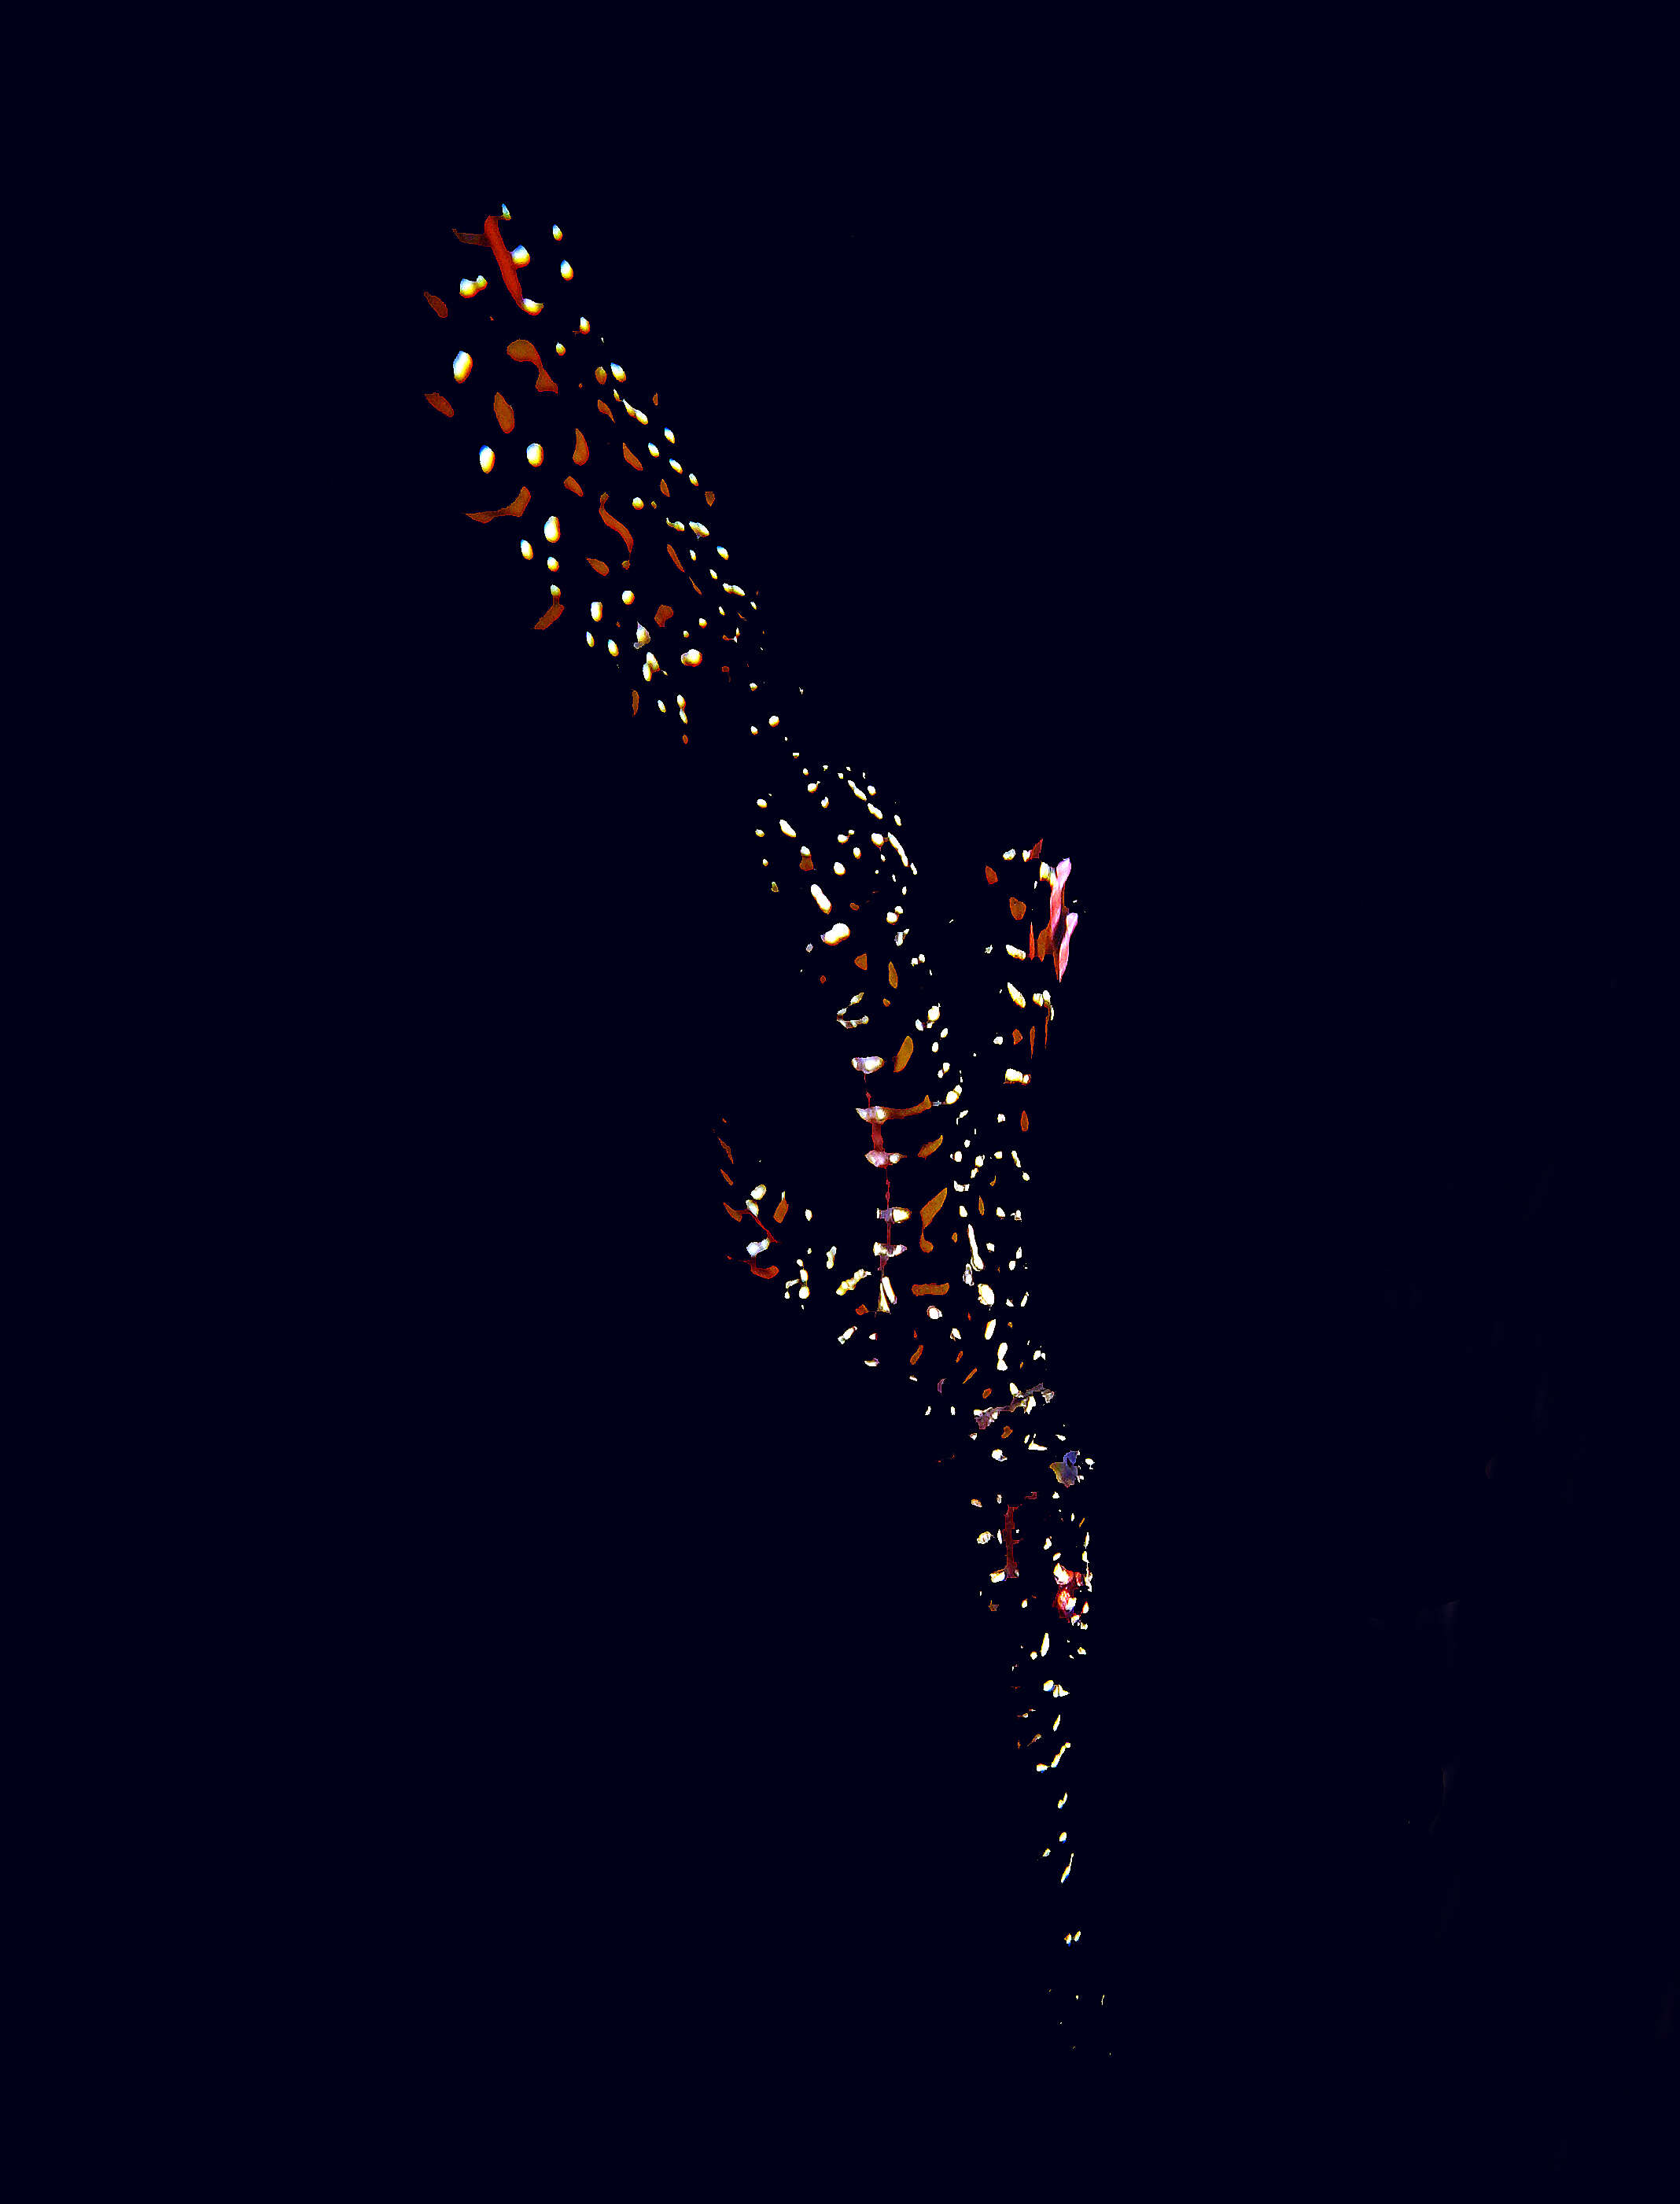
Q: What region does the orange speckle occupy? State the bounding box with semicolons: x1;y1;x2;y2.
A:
505;339;558;393
910;1281;950;1298
563;476;585;498
1026;838;1044;862
887;961;899;989
463;485;532;523
532;597;566;630
599;494;633;556
621;442;644;471
629;689;639;716
597;398;616;421
892;1034;914;1074
985;864;998;885
422;391;455;418
1008;895;1026;922
705;490;715;506
653;604;675;627
572;429;590;465
422;290;449;319
585;556;609;576
1019;1111;1029;1133
916;1135;943;1159
492;391;515;434
853;952;868;971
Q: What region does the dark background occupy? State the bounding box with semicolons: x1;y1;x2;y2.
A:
225;117;1671;2165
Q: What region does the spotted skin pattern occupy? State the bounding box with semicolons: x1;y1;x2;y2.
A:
421;205;1100;2009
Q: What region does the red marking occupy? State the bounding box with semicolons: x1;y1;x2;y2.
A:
422;290;449;319
985;864;998;885
422;391;455;418
481;215;527;309
599;496;633;557
532;598;566;631
1002;1504;1019;1580
1026;837;1044;862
